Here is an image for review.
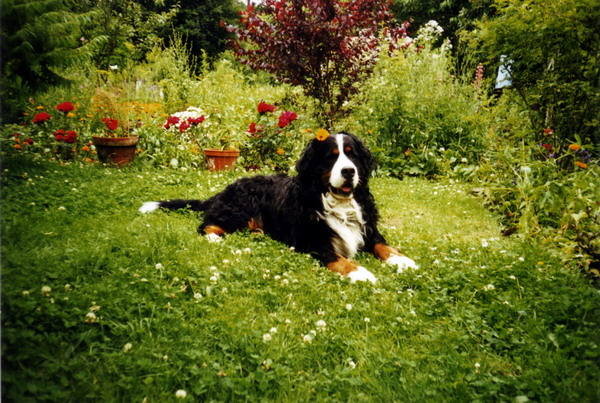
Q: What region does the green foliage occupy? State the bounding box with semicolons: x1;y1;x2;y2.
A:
343;28;488;178
465;0;600;157
2;155;599;401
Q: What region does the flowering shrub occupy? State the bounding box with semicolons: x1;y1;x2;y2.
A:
241;102;303;172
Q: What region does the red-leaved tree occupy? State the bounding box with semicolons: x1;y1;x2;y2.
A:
228;0;408;123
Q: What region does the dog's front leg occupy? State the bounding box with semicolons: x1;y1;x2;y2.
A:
324;254;377;284
374;243;418;273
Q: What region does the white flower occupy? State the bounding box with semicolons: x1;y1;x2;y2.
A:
222;259;230;265
269;327;278;334
109;65;118;70
22;290;30;296
481;239;489;248
303;334;313;344
58;206;66;211
285;319;291;324
509;275;517;281
262;333;272;342
122;343;133;352
175;389;187;399
244;248;252;254
85;312;97;322
349;360;356;369
155;263;163;269
209;266;218;271
345;304;353;311
234;249;242;255
41;286;51;295
193;293;203;300
520;166;531;175
317;309;325;316
364;317;371;323
483;284;495;291
316;320;327;330
210;276;218;282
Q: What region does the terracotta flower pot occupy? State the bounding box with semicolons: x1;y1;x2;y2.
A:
92;136;139;167
203;148;240;171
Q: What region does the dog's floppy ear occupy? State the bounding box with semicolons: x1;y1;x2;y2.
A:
296;139;317;180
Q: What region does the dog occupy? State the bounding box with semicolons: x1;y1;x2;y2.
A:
139;132;417;283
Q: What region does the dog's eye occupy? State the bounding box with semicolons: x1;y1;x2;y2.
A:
344;146;353;153
332;149;339;155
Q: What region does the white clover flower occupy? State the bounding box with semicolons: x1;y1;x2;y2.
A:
274;275;281;280
155;263;163;269
222;259;230;265
58;206;66;211
303;334;313;344
210;276;218;282
316;320;327;330
234;249;242;255
346;304;353;311
85;312;97;323
122;343;133;353
282;279;289;285
509;275;517;281
483;284;495;291
520;166;531;175
175;389;187;399
364;317;371;323
262;333;272;342
481;239;489;248
22;290;30;296
194;293;203;300
349;360;356;369
41;286;52;295
409;310;417;316
317;309;325;316
269;327;278;334
244;248;252;254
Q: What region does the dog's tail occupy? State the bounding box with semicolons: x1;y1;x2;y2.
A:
139;199;207;214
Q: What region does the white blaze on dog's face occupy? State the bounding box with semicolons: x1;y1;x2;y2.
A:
329;134;359;194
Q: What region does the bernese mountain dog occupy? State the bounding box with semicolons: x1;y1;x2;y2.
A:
140;132;417;283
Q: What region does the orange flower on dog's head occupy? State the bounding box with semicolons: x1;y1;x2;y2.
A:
315;128;329;141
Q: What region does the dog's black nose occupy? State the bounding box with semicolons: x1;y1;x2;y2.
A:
341;167;356;178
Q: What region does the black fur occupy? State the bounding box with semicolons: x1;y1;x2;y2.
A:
150;133;388;267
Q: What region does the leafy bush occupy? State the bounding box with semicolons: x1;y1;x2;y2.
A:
343;24;488;177
465;0;600;157
228;0;408;123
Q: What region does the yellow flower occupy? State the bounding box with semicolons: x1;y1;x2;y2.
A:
82;146;90;152
36;106;44;110
569;144;581;151
315;128;330;141
575;161;587;169
276;148;285;155
67;112;76;118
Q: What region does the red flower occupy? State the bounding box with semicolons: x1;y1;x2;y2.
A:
64;130;77;143
164;116;181;129
24;137;34;145
102;118;118;131
187;116;205;125
179;121;190;132
56;101;75;114
257;102;275;114
541;143;553;152
33;112;52;124
54;129;65;142
247;122;265;135
277;110;297;128
543;128;554;136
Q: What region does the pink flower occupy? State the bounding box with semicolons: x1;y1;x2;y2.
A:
278;111;297;128
56;101;75;114
187;116;205;125
33;112;52;124
64;130;77;143
102;118;118;131
179;121;190;132
257;102;275;114
164;116;181;129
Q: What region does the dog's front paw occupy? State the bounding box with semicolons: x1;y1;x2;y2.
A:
205;233;223;243
387;255;418;273
348;266;377;284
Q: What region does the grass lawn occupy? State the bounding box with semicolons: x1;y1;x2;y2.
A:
2;155;599;402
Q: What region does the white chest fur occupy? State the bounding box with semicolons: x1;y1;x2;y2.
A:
319;193;365;258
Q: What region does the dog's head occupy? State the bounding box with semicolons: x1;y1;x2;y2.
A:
296;132;375;198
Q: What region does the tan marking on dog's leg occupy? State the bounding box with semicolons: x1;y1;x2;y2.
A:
248;217;264;234
204;225;225;236
374;243;402;261
326;256;359;276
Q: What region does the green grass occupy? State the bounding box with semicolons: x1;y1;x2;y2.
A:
2;155;599;402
